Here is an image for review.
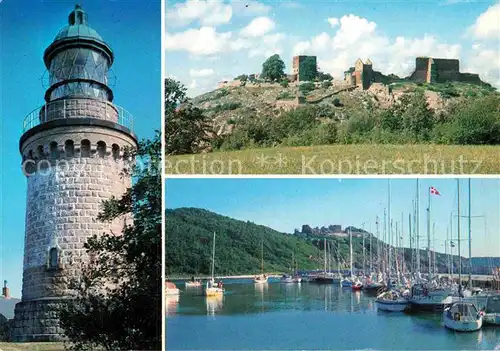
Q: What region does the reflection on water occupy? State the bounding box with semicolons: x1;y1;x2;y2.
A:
165;295;179;316
206;295;224;316
168;280;500;350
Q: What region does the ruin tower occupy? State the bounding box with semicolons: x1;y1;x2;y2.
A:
12;5;137;341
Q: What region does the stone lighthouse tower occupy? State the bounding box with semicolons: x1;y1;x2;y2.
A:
13;5;137;341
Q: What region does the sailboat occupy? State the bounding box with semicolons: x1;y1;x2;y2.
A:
204;232;225;297
375;180;409;312
443;179;483;332
341;228;354;287
254;239;268;284
312;239;335;284
281;252;302;283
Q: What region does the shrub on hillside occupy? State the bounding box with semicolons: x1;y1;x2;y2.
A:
276;91;293;100
322;81;332;89
280;79;289;88
299;82;315;95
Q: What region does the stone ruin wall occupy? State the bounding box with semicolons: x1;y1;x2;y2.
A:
432;59;460;83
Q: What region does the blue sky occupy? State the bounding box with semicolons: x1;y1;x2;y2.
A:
166;178;500;258
166;0;500;96
0;0;161;298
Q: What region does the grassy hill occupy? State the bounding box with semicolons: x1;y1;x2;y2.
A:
165;208;497;277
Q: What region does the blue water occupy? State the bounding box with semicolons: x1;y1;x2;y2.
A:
166;279;500;350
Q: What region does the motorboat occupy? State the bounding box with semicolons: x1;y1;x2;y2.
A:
443;301;483;332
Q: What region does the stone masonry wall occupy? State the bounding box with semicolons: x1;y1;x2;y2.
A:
13;125;136;341
39;98;119;124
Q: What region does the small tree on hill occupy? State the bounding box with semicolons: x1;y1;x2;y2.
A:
261;54;285;82
165;79;212;155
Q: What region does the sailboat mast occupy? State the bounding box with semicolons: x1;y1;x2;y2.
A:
349;228;353;277
409;212;412;273
324;238;327;274
211;232;216;280
468;178;472;289
261;239;264;274
427;186;432;279
388;180;391;279
457;179;462;287
376;216;379;274
370;223;373;273
416;179;420;275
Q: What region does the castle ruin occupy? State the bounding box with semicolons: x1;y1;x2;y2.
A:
292;55;317;82
409;57;482;84
344;58;375;90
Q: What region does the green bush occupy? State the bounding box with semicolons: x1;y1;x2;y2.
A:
276;91;293;100
299;82;316;95
212;102;242;113
322;81;332;89
280;79;289;88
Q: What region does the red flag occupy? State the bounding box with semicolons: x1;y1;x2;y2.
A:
430;186;441;196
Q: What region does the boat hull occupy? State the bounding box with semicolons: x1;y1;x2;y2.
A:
444;316;482;332
185;281;201;288
483;313;500;325
205;287;224;297
376;300;408;312
254;279;268;284
166;288;180;296
341;281;352;288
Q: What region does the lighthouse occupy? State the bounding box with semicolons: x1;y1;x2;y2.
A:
12;5;137;341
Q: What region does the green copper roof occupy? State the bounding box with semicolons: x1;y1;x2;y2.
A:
53;5;104;42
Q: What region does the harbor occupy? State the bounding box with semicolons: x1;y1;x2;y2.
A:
166;280;500;350
166;178;500;349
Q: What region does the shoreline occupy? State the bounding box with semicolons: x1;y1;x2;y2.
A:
168;273;284;280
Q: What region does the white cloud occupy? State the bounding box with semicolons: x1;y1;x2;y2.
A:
240;17;275;37
293;41;311;55
188;79;198;89
189;68;215;77
327;18;339;27
166;0;232;27
166;27;233;55
469;3;500;39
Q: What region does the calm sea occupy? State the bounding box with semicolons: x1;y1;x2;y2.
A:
166;278;500;350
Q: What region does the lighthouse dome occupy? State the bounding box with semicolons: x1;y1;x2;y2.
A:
53;5;104;43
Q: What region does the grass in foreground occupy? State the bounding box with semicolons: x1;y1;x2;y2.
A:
166;144;500;174
0;342;64;351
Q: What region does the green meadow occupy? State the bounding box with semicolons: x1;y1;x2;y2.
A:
166;144;500;175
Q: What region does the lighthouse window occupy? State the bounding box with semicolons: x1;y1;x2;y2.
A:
65;140;74;157
112;144;120;160
49;142;59;159
97;141;106;157
49;248;58;269
81;139;91;157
